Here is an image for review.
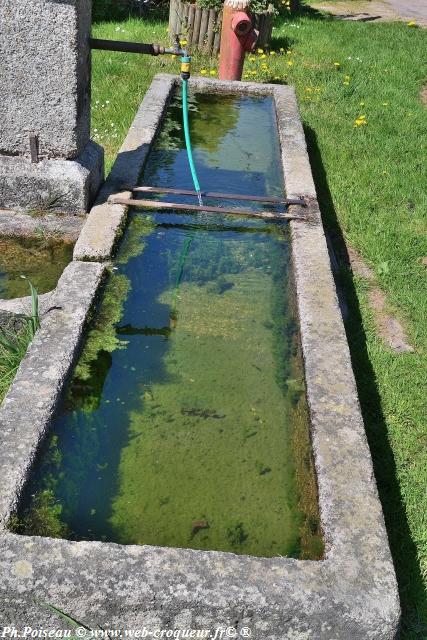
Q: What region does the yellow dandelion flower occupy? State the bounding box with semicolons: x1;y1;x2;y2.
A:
261;54;267;59
274;76;280;80
171;54;177;59
279;47;285;52
210;69;217;76
287;60;294;66
180;39;188;46
334;62;340;68
407;20;416;26
360;101;365;106
200;69;207;75
343;80;350;86
382;101;389;106
270;51;276;55
354;115;367;127
257;48;264;54
286;50;293;55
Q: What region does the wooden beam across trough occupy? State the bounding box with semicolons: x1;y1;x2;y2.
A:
124;185;307;207
109;196;307;221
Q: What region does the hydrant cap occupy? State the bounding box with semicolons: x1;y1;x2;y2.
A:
231;12;252;36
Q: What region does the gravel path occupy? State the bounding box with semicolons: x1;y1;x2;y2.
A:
388;0;427;22
311;0;427;26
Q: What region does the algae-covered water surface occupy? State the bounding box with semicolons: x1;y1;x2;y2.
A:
0;236;73;299
16;92;322;558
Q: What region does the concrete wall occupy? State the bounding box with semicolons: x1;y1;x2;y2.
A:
0;0;91;159
0;0;104;213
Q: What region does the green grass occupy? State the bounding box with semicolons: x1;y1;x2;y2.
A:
89;9;424;637
0;322;34;403
0;278;40;402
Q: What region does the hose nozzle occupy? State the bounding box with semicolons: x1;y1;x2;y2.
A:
180;55;191;80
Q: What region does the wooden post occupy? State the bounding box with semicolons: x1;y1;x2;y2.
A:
187;4;196;41
182;2;190;35
192;6;203;45
206;9;216;53
198;8;209;48
169;0;177;39
213;14;222;55
168;1;274;54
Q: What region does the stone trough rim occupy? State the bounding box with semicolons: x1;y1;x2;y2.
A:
0;75;400;637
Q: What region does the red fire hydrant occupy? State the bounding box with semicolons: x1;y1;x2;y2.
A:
218;0;258;81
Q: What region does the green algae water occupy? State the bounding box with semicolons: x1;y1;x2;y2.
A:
15;92;323;559
0;236;73;299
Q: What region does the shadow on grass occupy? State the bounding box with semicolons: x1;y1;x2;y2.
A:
269;4;337;53
304;125;427;639
92;1;168;25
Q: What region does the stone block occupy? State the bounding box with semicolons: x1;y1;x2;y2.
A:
0;0;92;159
0;141;104;214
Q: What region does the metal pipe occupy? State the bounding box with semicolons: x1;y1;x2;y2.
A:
127;185;306;207
90;38;186;57
108;197;307;221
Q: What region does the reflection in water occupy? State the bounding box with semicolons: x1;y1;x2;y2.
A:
0;237;73;299
15;92;323;559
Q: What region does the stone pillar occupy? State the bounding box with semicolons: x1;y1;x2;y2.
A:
0;0;104;214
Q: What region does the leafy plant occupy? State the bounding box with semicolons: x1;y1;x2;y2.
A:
0;277;40;353
21;275;41;336
183;0;283;14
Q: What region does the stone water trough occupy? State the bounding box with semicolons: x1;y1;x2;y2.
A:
0;75;400;638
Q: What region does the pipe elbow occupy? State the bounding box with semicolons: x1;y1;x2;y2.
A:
231;12;252;36
231;12;258;51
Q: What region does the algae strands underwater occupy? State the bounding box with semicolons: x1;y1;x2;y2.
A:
14;92;323;559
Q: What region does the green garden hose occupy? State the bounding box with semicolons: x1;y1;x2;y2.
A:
170;62;202;328
181;62;202;200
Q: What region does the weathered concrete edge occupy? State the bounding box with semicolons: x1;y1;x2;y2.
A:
0;76;400;637
273;83;400;634
0;141;104;215
73;74;175;261
0;210;84;243
0;260;106;521
0;292;54;317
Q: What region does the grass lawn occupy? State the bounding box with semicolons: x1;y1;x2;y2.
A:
92;8;427;636
0;323;34;403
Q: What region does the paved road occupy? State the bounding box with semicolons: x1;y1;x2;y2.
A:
313;0;427;26
388;0;427;21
